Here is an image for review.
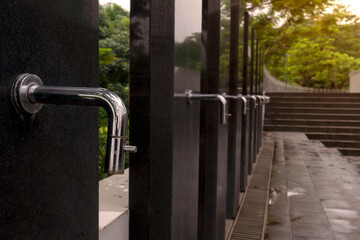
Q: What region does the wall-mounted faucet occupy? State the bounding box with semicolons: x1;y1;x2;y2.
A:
255;95;264;106
12;73;136;174
245;95;257;109
264;96;271;103
237;94;248;115
222;93;247;115
174;90;229;124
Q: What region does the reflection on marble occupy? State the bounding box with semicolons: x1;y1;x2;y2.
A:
219;0;231;93
174;0;202;93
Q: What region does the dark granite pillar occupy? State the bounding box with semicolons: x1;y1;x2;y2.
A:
172;0;202;239
198;0;228;239
226;0;242;219
240;11;250;191
130;0;174;239
0;1;98;239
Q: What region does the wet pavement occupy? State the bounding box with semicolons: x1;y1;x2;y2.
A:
264;132;360;240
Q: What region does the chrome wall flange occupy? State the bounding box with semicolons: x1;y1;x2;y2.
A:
12;73;44;115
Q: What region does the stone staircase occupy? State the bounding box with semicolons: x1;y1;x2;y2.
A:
264;92;360;156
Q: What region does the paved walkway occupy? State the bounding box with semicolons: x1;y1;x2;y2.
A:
264;132;360;240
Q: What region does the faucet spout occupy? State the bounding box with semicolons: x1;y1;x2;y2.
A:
184;90;228;124
255;95;264;106
237;94;248;115
174;90;228;124
12;73;136;174
222;93;247;115
265;96;271;103
246;95;257;109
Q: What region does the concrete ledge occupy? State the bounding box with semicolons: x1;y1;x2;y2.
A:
349;69;360;77
264;67;348;93
350;69;360;93
99;169;129;240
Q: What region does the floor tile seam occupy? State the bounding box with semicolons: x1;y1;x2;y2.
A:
291;222;336;239
318;152;360;182
276;139;293;240
265;139;287;240
262;141;276;240
304;140;338;239
288;139;333;239
315;151;360;193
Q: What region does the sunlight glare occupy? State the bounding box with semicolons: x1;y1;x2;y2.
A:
334;0;360;16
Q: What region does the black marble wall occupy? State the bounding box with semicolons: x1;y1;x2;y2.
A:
240;11;250;192
198;0;228;239
226;0;242;219
130;0;174;239
172;0;202;239
0;1;98;239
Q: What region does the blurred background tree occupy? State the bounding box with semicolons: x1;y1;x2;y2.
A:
248;0;360;89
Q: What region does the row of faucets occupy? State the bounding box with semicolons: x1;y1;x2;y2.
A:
175;90;270;125
11;73;270;176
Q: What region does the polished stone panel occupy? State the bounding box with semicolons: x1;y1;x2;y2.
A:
222;0;243;220
130;0;175;239
198;0;229;239
219;0;231;94
239;9;249;192
0;1;98;239
172;1;202;239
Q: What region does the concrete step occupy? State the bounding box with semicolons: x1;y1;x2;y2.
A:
266;107;360;114
321;140;360;149
267;93;360;97
268;102;360;108
264;119;360;127
265;113;360;121
269;97;360;103
338;148;360;156
306;133;360;141
264;124;360;134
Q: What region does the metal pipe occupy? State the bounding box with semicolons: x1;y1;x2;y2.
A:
174;90;229;124
12;73;136;174
255;95;264;105
246;95;257;109
237;94;248;115
222;93;247;115
264;96;271;103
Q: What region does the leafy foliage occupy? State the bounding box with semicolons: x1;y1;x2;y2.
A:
286;37;360;89
99;48;119;66
248;0;360;89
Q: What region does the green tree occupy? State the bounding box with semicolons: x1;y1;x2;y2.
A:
99;3;130;96
248;0;360;89
286;37;360;89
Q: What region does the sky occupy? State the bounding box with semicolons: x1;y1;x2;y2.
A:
102;0;360;17
99;0;130;11
333;0;360;16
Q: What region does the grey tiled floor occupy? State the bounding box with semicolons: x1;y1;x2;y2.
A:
265;132;360;240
